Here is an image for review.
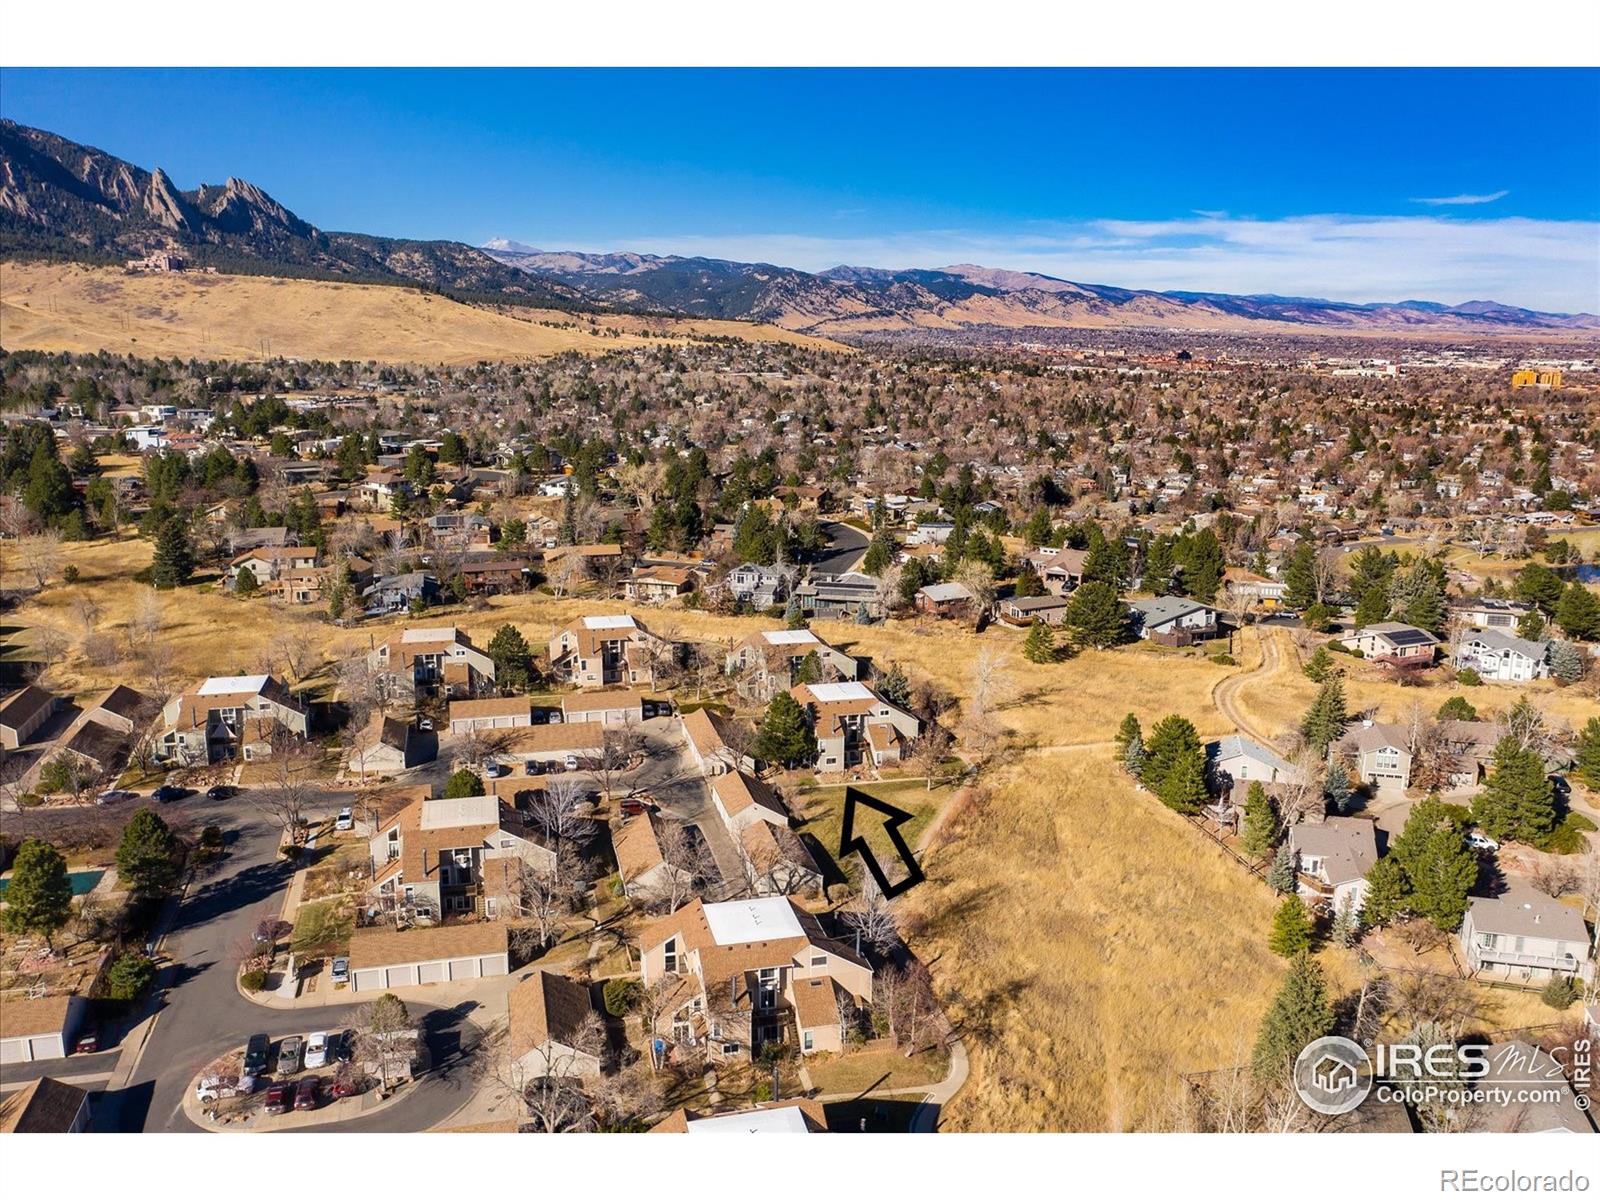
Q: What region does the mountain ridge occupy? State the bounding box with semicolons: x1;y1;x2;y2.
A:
3;120;1594;338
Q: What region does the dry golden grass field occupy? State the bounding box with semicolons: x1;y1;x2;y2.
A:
4;538;1593;1130
0;261;845;364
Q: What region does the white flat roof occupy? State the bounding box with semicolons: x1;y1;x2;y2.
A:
805;681;873;703
583;614;638;630
685;1107;814;1134
197;674;270;695
401;626;458;642
762;629;819;645
701;897;804;946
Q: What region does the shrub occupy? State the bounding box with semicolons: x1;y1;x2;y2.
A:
1538;812;1598;856
1210;653;1237;666
17;792;44;808
240;968;269;992
1541;976;1580;1010
105;952;156;1001
1456;668;1483;687
200;824;224;848
602;977;642;1017
62;565;80;584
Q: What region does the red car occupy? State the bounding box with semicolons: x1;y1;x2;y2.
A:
294;1077;321;1111
262;1082;292;1115
73;1031;100;1054
329;1069;359;1100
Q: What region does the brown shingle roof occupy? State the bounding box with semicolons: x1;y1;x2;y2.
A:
0;685;56;731
561;690;644;715
347;923;508;971
0;1077;88;1133
507;970;595;1056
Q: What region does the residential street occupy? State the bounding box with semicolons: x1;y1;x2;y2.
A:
86;792;483;1133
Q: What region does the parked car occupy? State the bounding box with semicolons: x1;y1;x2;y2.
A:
331;1030;355;1063
1466;830;1500;852
195;1074;242;1103
73;1030;100;1054
153;784;187;802
206;785;236;801
243;1033;271;1076
483;760;507;778
294;1077;321;1111
304;1031;329;1069
277;1035;305;1075
95;789;136;805
329;1067;359;1099
335;807;354;832
619;797;651;817
524;760;545;776
417;717;434;732
563;754;580;771
262;1081;293;1115
329;956;350;986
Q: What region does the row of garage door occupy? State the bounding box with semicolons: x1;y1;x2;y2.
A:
0;1031;68;1064
350;952;509;993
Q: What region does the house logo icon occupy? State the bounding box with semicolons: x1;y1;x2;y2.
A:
1293;1036;1372;1115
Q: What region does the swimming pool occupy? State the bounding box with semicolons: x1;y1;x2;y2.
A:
0;868;105;897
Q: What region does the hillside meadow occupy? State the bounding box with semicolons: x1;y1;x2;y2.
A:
0;261;845;364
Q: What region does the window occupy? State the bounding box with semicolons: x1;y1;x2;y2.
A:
663;938;678;974
802;1031;814;1051
810;955;827;968
758;967;779;1009
484;898;498;918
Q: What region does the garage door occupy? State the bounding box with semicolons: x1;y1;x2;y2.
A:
447;957;479;981
479;954;507;978
353;969;384;992
1;1037;27;1064
418;960;446;984
384;965;417;989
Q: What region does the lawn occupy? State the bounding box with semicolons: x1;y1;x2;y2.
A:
302;840;372;903
792;778;949;888
807;1043;950;1096
291;897;355;957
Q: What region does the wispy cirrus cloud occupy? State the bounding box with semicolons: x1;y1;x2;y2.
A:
555;212;1599;313
1411;190;1510;206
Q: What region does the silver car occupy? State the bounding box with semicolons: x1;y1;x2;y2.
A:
277;1035;304;1074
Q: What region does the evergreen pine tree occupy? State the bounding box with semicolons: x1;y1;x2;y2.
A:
1548;641;1584;683
0;840;74;948
1142;715;1203;798
1239;781;1279;860
116;808;181;899
1251;952;1335;1081
783;594;805;629
1323;758;1354;815
875;663;911;709
1156;749;1208;814
1122;735;1146;782
233;566;259;597
444;769;484;798
1299;679;1349;754
1472;736;1556;845
795;650;823;684
1283;543;1317;610
1576;717;1600;790
486;624;535;692
861;528;896;576
1360;856;1409;927
1267;841;1297;893
150;518;194;589
1022;620;1057;664
1555;582;1600;640
1113;713;1142;761
755;692;817;767
1268;897;1314;957
1330;893;1360;948
1064;581;1129;648
1303;645;1334;683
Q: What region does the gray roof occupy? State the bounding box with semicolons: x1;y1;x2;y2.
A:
919;582;975;603
1289;817;1378;886
1351;622;1440;648
1005;594;1071;612
1467;888;1590;943
1208;734;1291;776
1459;628;1551;662
1128;595;1218;627
1336;722;1410;756
1471;1042;1597;1133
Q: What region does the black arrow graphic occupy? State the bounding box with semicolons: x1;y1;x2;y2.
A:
838;786;925;899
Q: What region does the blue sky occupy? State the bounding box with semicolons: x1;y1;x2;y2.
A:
3;68;1597;310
